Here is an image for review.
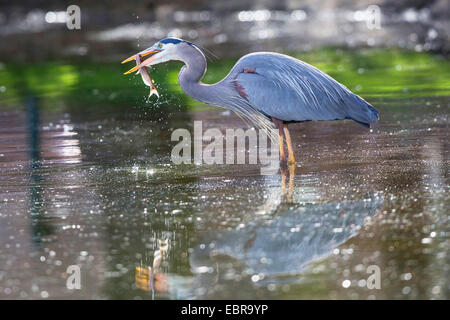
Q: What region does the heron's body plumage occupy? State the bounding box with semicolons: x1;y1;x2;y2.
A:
224;52;378;126
123;38;380;163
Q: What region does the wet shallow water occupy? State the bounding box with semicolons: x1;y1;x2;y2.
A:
0;92;448;300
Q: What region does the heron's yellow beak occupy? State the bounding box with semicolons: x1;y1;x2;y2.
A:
123;64;142;75
121;49;161;75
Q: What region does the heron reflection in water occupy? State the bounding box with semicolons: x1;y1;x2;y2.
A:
135;239;169;295
188;186;383;298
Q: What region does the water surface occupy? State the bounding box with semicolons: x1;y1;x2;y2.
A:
0;48;448;299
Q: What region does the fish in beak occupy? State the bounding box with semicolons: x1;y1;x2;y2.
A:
135;54;159;99
122;48;162;75
122;48;161;99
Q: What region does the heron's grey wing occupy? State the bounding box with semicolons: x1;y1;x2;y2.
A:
234;55;378;124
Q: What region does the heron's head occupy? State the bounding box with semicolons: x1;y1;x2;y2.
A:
122;37;200;74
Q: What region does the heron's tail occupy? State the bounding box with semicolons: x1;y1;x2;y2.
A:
346;95;379;128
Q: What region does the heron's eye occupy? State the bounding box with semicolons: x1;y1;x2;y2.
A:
157;43;163;49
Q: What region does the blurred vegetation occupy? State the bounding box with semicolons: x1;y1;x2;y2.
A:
0;48;449;113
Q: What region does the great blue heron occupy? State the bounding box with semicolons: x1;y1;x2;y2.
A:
122;38;379;164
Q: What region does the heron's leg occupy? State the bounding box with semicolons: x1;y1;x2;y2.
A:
283;124;296;164
281;164;295;202
280;166;287;197
278;133;286;163
272;117;286;162
288;163;295;202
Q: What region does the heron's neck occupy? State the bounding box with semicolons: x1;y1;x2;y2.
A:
178;49;223;106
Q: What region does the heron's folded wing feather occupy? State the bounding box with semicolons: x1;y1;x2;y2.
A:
234;56;372;123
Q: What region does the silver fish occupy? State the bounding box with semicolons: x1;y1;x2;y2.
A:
136;54;159;99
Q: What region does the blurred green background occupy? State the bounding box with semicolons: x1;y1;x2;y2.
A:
0;0;449;111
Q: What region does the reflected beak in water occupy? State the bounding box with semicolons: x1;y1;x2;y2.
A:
121;49;161;75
